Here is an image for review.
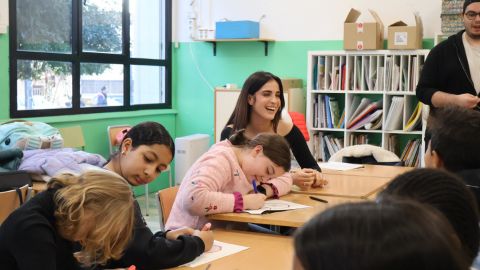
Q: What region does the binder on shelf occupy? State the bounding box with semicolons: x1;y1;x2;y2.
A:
404;102;423;131
384;96;405;130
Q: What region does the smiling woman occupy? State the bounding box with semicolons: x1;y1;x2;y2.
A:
221;71;327;190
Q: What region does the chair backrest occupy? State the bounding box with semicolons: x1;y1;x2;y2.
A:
329;144;402;165
0;184;30;224
59;126;85;150
157;186;179;227
107;125;132;154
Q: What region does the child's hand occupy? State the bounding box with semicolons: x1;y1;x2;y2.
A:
194;230;214;251
243;193;266;209
166;227;195;240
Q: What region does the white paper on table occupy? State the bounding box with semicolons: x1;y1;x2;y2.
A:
318;161;364;171
182;240;249;268
243;199;311;215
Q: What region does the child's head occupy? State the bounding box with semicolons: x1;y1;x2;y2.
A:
377;168;480;263
293;200;468;270
227;71;285;132
425;105;480;171
229;130;291;182
49;171;135;266
115;121;174;186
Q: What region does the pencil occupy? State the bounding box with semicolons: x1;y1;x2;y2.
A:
252;180;258;193
309;196;328;203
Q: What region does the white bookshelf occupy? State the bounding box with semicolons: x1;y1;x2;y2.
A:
306;50;429;167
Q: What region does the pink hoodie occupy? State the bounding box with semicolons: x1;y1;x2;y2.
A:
165;140;292;230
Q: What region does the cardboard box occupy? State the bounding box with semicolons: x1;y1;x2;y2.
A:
344;9;384;50
281;78;303;91
387;13;423;49
215;20;259;39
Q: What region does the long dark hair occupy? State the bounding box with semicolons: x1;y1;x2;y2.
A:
229;130;291;172
225;71;285;132
378;168;480;263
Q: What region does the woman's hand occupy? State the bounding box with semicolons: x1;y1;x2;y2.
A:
291;168;327;189
243;193;266;209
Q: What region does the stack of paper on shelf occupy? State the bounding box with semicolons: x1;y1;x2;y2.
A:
404;102;422;131
384;96;405;130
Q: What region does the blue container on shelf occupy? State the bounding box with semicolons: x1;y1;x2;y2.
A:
215;20;259;39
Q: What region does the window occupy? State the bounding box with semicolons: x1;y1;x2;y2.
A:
10;0;171;117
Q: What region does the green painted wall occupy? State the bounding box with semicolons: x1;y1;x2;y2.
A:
173;39;434;140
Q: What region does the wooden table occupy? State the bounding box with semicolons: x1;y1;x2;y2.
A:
320;164;413;179
208;193;360;228
293;174;392;199
169;230;293;270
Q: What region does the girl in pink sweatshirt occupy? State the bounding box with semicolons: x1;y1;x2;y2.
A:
166;131;293;230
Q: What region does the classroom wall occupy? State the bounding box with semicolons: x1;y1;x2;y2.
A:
174;0;440;139
0;27;175;194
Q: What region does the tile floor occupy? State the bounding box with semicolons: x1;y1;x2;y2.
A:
136;193;162;232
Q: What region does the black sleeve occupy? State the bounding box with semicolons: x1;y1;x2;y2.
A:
416;47;441;106
220;126;233;141
101;201;205;270
285;125;321;171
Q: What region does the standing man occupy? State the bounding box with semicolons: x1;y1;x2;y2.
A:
96;86;108;106
416;0;480;110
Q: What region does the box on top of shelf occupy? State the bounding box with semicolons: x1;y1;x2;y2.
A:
344;8;384;50
387;13;423;49
215;20;259;39
281;78;302;91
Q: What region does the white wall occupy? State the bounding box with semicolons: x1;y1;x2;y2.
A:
0;0;8;28
175;0;442;42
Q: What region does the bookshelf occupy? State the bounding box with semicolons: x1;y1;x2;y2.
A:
306;50;429;167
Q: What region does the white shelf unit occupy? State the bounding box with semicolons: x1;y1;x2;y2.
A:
306;50;429;167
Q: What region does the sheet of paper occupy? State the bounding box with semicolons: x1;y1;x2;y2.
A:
183;240;248;268
244;199;311;215
318;161;364;171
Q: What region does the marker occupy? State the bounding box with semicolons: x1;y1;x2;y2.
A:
252;179;258;193
309;196;328;203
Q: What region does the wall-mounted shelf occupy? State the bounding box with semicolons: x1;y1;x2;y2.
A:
194;38;274;56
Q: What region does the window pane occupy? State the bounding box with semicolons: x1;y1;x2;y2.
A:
130;65;165;105
130;0;165;59
80;63;124;107
82;0;122;54
16;0;72;53
17;60;72;110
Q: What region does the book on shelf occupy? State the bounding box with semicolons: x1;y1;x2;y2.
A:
347;100;383;129
391;63;401;91
350;109;383;130
325;96;333;128
329;97;341;128
347;97;373;127
355;58;362;90
404;102;423;131
384;96;405;130
364;114;383;130
341;64;347;90
329;66;340;90
317;56;326;90
337;109;346;129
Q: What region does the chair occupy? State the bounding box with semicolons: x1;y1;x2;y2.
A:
328;144;402;166
107;125;173;216
59;126;85;150
157;185;179;229
0;184;30;224
107;125;131;154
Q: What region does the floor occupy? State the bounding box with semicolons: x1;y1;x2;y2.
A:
136;193;162;232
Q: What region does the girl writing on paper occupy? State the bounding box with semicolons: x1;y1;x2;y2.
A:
102;122;213;270
221;71;327;190
166;130;293;230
